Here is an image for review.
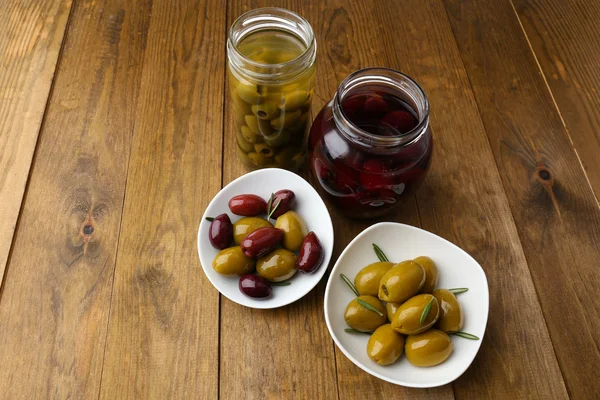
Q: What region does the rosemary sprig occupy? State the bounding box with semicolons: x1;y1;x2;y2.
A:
340;274;360;297
205;217;215;222
357;298;384;317
344;328;371;334
449;288;469;295
372;243;389;262
420;297;435;324
453;331;480;340
268;199;281;219
271;281;291;286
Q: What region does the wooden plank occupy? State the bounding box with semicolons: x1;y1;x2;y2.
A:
97;0;225;398
0;0;151;398
0;0;72;286
444;0;600;397
373;0;568;398
513;0;600;201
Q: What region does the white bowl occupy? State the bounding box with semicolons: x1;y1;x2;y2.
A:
198;168;334;309
324;222;489;388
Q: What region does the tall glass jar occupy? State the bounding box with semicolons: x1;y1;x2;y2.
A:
308;68;433;219
227;8;316;171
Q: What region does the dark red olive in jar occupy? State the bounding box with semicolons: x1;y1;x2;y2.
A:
241;227;284;258
363;95;389;117
360;159;394;191
229;194;267;216
380;110;418;134
297;232;324;273
269;189;296;219
239;274;272;298
208;213;233;249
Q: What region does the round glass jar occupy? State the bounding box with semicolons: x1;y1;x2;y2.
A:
227;8;316;171
308;68;433;219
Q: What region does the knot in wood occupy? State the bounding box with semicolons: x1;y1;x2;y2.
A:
83;224;94;235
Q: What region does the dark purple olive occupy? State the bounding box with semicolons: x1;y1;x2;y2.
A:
239;274;272;298
229;194;267;216
297;231;324;273
269;189;295;219
241;227;284;258
208;213;233;249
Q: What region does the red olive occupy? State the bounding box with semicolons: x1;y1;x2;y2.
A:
229;194;267;216
241;227;284;258
208;213;233;250
239;274;272;298
269;189;296;218
297;231;324;273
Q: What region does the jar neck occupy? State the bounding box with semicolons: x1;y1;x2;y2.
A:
227;8;316;83
332;68;430;152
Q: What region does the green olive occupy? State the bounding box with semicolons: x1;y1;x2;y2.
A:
286;111;309;133
236;146;252;167
280;90;311;111
273;146;296;168
212;246;255;276
247;152;273;167
236;130;254;152
391;294;440;335
257;118;274;136
270;109;302;130
237;83;263;104
257;249;297;282
233;217;273;245
245;115;260;134
231;92;252;115
241;125;262;144
344;295;387;332
378;260;426;303
233;110;246;125
405;329;453;367
432;289;464;333
274;211;308;251
252;103;280;120
264;129;292;147
414;256;438;294
386;302;400;322
367;324;405;365
290;151;306;171
354;262;394;296
253;143;275;158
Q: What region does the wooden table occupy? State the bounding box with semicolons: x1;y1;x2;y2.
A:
1;0;599;398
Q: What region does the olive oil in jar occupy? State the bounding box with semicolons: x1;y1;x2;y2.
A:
227;9;316;172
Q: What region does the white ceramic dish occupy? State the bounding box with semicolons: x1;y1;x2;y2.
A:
198;168;334;309
324;222;489;388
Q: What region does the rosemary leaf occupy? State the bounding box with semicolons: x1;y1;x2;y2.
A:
453;331;480;340
340;274;360;297
449;288;469;295
205;217;215;222
420;297;435;324
357;298;384;317
372;243;389;262
344;328;371;334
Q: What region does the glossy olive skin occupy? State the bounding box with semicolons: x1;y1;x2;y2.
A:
378;260;426;303
414;256;438;294
344;295;387;332
212;246;255;276
270;189;296;219
391;294;440;335
433;289;464;333
354;262;394;296
367;324;405;365
256;249;297;282
229;194;267;216
274;211;308;251
405;329;453;367
297;232;324;273
386;302;400;322
208;213;233;250
240;227;284;258
239;274;272;298
233;217;273;245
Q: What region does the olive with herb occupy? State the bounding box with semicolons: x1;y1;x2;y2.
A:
212;246;255;276
433;289;464;333
414;256;438;294
391;293;440;335
354;261;394;296
405;329;453;367
274;210;308;251
269;189;295;219
233;217;273;245
241;227;284;258
378;260;426;303
367;324;405;366
344;295;387;332
256;249;297;282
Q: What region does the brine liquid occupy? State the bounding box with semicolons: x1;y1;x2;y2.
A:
237;30;306;64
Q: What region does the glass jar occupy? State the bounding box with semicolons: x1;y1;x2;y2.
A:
227;8;316;171
308;68;433;219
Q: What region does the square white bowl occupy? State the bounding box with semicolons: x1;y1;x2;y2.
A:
324;222;489;387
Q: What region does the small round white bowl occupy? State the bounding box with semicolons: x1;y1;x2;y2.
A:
324;222;489;388
198;168;334;309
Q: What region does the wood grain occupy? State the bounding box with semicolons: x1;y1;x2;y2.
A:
0;0;151;397
0;0;72;286
513;0;600;201
377;0;568;398
98;0;225;398
444;0;600;397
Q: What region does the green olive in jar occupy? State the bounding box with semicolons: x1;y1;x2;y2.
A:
247;152;273;167
241;125;261;144
236;130;254;152
405;329;453;367
245;115;260;135
391;294;440;335
414;256;438;294
378;260;425;303
256;249;297;282
354;262;394;296
432;289;464;333
233;217;273;245
344;295;387;332
274;211;308;251
264;129;292;147
212;246;255;276
253;143;275;158
367;324;405;366
386;302;400;322
270;109;302;130
237;83;262;104
252;103;280;120
280;90;311;112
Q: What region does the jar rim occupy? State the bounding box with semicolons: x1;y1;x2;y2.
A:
333;67;430;148
227;8;316;82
